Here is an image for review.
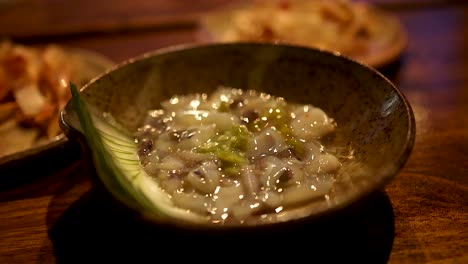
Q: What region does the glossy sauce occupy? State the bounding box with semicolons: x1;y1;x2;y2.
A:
135;86;341;224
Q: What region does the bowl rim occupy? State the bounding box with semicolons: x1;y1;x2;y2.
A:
60;42;416;230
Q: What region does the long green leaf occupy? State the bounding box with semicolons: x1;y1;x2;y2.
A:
70;83;157;212
70;83;207;223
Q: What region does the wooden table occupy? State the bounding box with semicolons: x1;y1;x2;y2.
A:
0;1;467;263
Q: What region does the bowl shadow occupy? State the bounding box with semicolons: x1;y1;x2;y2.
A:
0;140;81;191
46;182;395;263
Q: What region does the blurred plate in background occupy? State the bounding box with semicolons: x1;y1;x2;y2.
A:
197;0;407;69
0;43;114;178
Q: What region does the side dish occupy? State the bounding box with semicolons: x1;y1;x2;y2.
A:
0;41;111;157
135;86;341;224
200;0;406;67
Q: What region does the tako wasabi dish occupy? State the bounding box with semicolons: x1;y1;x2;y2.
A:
70;83;343;225
134;86;341;224
65;43;414;228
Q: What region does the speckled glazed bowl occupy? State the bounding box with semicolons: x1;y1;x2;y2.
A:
60;42;415;231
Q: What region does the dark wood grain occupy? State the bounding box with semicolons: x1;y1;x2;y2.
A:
1;0;465;40
0;0;239;39
0;3;467;264
381;6;468;262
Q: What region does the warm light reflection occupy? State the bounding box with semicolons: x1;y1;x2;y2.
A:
381;94;399;117
189;99;200;109
275;206;283;213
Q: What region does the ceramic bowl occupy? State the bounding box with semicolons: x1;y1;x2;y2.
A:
59;42;415;231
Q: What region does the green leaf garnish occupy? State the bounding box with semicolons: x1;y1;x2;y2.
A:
69;82;206;223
